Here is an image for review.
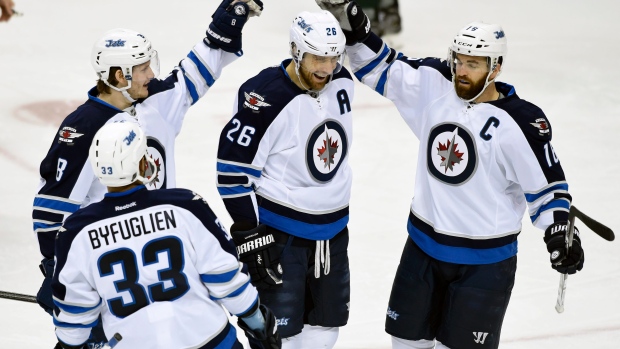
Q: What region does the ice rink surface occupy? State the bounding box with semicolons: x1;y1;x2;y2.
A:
1;0;619;347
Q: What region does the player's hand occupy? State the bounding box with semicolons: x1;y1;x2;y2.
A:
206;0;256;52
238;304;281;349
36;258;55;315
544;222;585;274
231;223;283;288
315;0;371;44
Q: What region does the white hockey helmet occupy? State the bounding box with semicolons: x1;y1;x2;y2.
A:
89;122;157;187
289;10;346;74
449;22;507;102
91;28;160;91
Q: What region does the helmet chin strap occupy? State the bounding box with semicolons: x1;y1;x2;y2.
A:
103;80;137;104
456;66;498;104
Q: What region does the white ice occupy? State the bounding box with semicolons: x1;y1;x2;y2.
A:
1;0;619;348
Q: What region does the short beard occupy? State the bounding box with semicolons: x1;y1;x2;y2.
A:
299;65;329;91
454;75;487;101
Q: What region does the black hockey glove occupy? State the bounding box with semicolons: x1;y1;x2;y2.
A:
315;0;371;45
238;304;281;349
544;222;585;275
54;341;85;349
231;222;283;288
206;0;263;52
36;257;55;315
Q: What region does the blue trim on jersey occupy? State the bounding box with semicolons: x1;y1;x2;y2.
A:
33;197;80;213
258;207;348;240
187;51;216;87
104;185;146;198
407;220;518;265
217;162;262;178
201;269;238;284
375;52;404;95
87;92;122;111
354;44;390;82
53;317;99;329
210;280;251;301
212;323;238;349
53;299;102;314
529;198;571;223
217;186;253;196
180;66;199;105
33;221;62;232
525;182;568;203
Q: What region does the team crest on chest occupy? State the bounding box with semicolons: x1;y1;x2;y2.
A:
145;137;166;190
427;122;478;185
306;119;348;183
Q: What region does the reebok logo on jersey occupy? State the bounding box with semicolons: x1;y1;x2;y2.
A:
115;202;137;211
530;118;550;136
243;91;271;111
236;234;275;255
386;307;400;320
473;332;489;344
57;127;84;144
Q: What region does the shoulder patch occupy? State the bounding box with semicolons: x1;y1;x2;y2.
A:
243;91;271;112
57;126;84;144
530;118;550;136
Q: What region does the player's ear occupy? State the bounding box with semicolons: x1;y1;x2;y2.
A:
115;69;127;87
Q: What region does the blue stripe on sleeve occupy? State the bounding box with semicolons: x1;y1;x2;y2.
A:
33;197;80;213
53;299;102;315
530;199;570;223
210;280;251;301
217;162;262;178
524;182;569;203
217;186;253;196
201;269;238;284
187;51;216;87
375;52;403;95
354;45;390;82
53;317;99;329
180;67;199;105
33;222;62;232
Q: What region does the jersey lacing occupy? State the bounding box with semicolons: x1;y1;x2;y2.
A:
314;239;331;278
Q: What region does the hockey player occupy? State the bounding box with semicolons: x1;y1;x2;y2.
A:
216;11;353;349
33;0;262;346
51;122;280;349
316;1;585;348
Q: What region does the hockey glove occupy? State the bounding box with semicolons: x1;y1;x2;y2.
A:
238;304;281;349
231;223;283;288
36;257;55;315
544;222;585;275
315;0;371;45
206;0;263;52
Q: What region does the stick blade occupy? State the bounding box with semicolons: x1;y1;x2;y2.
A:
571;206;615;241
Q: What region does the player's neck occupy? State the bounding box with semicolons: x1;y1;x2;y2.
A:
475;82;500;104
98;90;133;110
107;182;141;193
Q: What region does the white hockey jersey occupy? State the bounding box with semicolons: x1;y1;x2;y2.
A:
52;186;257;349
216;60;354;240
33;41;240;259
347;34;571;264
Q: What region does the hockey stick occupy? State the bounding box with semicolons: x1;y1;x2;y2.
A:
555;205;615;313
570;205;615;241
104;333;123;349
0;290;37;303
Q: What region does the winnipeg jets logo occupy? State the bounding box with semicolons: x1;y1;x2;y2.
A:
145;138;167;190
243;91;271;111
57;127;84;144
386;307;400;320
306;120;348;183
436;128;464;173
530;118;550;136
473;332;489;344
317;126;339;170
427;123;477;185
